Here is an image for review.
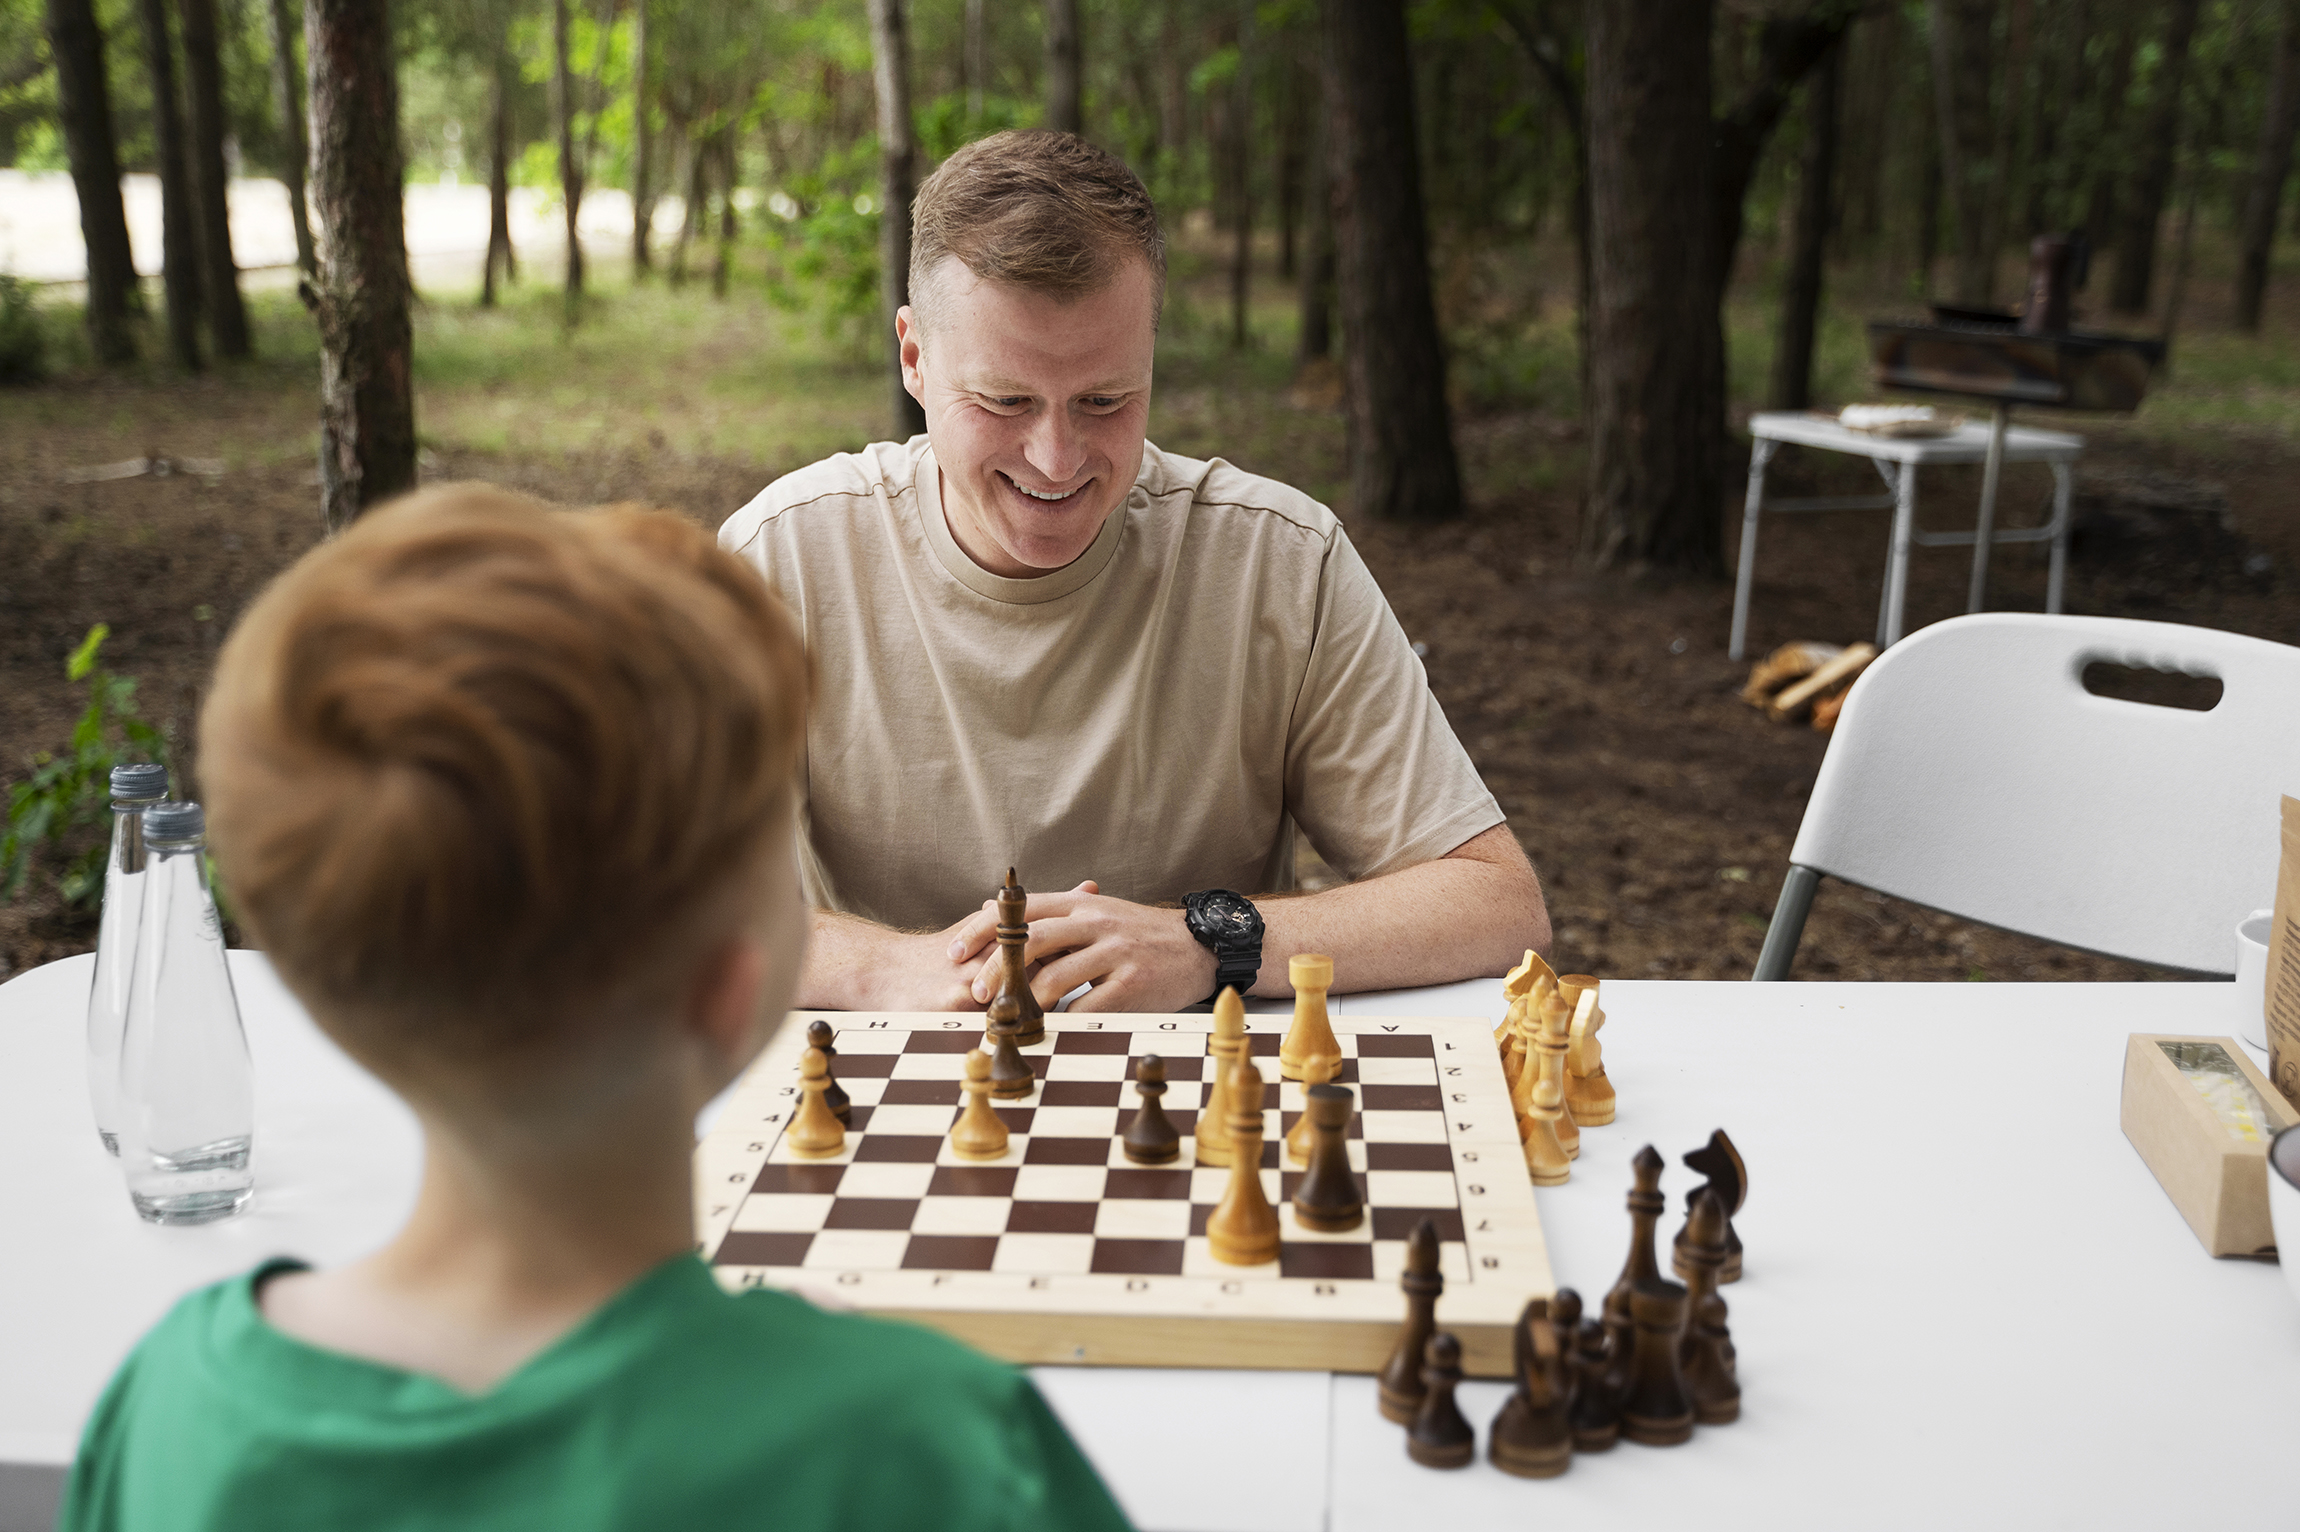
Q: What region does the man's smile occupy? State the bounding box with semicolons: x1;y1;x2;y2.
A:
1001;472;1093;507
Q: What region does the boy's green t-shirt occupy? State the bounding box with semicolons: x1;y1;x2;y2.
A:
61;1256;1133;1532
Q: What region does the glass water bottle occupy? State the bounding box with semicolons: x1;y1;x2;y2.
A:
86;761;169;1154
116;801;254;1224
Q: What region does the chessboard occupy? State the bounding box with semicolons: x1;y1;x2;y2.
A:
694;1010;1554;1377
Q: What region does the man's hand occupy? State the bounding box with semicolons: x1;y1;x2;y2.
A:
946;880;1217;1013
801;910;986;1012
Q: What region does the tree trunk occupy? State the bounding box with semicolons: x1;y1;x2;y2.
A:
2108;0;2201;314
1986;0;2030;265
179;0;249;357
136;0;202;370
553;0;583;321
1929;0;1999;306
482;40;515;306
1582;0;1719;570
1044;0;1081;135
1772;45;1840;410
965;0;985;121
262;0;314;279
1322;0;1461;522
669;125;699;288
305;0;416;532
1297;85;1333;365
2085;17;2136;240
711;129;734;299
1918;108;1942;291
631;0;653;276
867;0;928;439
1277;57;1306;281
1226;8;1253;349
2236;0;2300;331
44;0;139;362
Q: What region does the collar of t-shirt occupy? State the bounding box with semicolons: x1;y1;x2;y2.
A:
915;447;1142;606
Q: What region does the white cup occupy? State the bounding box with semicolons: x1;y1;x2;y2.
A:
2236;909;2274;1052
2269;1125;2300;1305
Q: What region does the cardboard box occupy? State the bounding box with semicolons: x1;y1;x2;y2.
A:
2121;1033;2296;1257
2267;796;2300;1111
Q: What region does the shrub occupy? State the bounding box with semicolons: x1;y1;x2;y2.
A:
2;626;170;907
0;277;48;385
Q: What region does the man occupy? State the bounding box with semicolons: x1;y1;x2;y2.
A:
721;130;1546;1013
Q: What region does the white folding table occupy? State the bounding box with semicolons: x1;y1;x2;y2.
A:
2;954;2289;1532
1731;411;2085;661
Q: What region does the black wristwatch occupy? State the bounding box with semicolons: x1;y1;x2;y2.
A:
1182;889;1265;1002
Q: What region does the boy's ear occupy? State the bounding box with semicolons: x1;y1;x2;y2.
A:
686;934;769;1065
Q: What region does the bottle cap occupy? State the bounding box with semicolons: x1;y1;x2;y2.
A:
110;762;169;801
142;801;206;844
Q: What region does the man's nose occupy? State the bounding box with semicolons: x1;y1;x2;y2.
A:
1022;407;1089;486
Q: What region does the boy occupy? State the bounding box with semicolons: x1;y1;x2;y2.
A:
63;486;1132;1531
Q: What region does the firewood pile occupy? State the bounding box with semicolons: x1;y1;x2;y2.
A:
1741;641;1877;733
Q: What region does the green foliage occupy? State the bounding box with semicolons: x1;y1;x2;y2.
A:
1;625;169;908
0;275;47;384
758;138;883;356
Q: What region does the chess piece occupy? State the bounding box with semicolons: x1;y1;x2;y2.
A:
1601;1146;1667;1397
1405;1332;1476;1469
1377;1219;1443;1423
1518;990;1571;1186
786;1046;845;1159
1618;1281;1696;1446
1569;1319;1621;1452
949;1049;1010;1160
984;1019;1035;1100
1548;1286;1583;1362
987;867;1046;1047
1537;989;1580;1160
806;1019;851;1126
1194;988;1246;1167
1563;983;1616;1126
1673;1129;1748;1284
1291;1083;1363;1232
1278;953;1341;1082
1206;1058;1280;1265
1122;1054;1181;1165
1676;1188;1741;1424
1285;1054;1337;1164
1489;1300;1573;1479
1495;948;1555;1048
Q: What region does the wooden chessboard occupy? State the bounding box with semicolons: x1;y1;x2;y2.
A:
693;1011;1553;1378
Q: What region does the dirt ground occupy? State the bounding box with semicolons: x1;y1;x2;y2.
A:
3;333;2291;987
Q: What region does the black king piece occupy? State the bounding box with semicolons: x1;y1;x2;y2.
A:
989;867;1046;1048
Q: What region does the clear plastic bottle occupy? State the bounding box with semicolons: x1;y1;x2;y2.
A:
116;801;254;1224
86;761;169;1154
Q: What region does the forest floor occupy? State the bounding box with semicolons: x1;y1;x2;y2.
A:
5;233;2298;986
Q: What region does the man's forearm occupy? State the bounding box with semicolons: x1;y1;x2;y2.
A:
1248;826;1550;997
798;909;893;1010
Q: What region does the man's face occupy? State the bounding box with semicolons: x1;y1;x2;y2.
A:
900;256;1156;579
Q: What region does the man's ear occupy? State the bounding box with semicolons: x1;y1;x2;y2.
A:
896;305;927;408
686;933;769;1068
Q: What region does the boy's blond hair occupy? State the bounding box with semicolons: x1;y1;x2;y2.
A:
200;485;808;1078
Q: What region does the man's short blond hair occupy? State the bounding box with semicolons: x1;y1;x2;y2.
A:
909;129;1166;331
200;485;809;1078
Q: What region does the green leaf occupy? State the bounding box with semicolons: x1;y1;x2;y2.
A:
65;623;109;683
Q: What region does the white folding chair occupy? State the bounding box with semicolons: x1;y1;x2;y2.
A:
1753;613;2300;980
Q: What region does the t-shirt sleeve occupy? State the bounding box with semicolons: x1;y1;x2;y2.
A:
1281;531;1505;881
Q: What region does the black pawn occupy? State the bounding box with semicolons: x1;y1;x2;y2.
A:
1489;1300;1573;1479
1569;1319;1620;1452
1122;1055;1181;1165
1377;1218;1444;1424
806;1019;851;1125
1549;1286;1583;1362
985;1014;1035;1100
1619;1281;1695;1447
1405;1332;1475;1469
1291;1083;1363;1232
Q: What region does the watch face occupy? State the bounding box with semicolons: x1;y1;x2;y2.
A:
1190;890;1263;947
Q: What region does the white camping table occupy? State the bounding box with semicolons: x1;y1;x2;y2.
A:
1731;411;2085;661
2;954;2288;1532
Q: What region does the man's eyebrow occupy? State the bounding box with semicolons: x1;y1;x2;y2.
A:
966;376;1147;396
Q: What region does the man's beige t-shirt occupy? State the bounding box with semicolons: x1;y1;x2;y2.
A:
719;437;1503;931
